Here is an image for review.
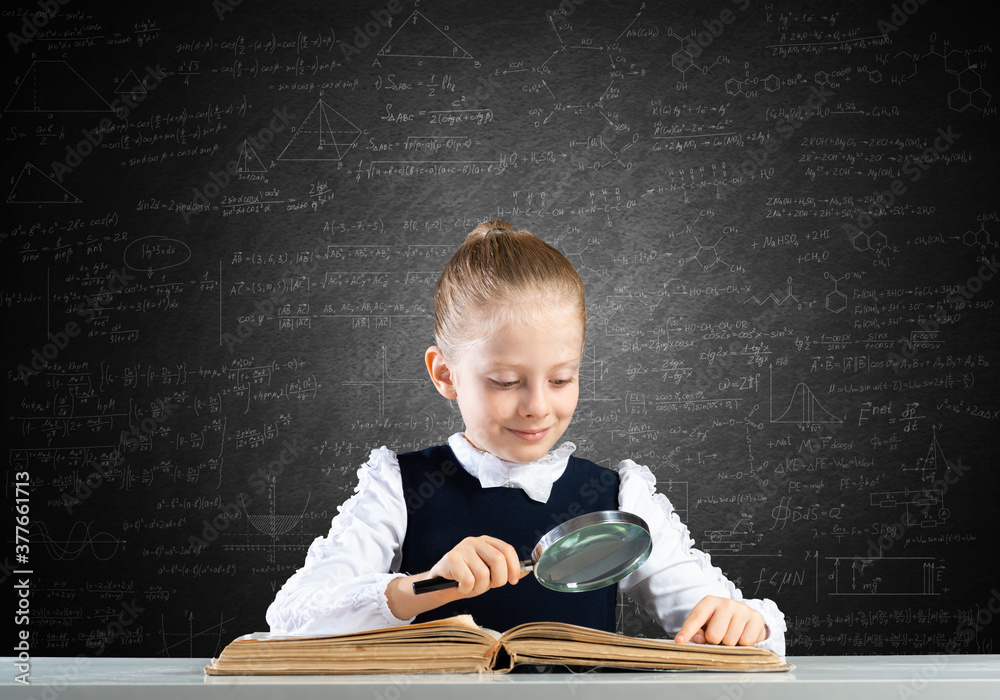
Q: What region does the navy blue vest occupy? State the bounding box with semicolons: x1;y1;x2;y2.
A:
398;444;620;632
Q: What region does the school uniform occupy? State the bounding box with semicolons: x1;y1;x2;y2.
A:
266;433;786;655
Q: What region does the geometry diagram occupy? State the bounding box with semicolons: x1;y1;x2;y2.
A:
236;140;267;172
8;162;82;204
114;70;147;97
276;100;361;161
6;60;114;113
376;11;472;60
769;367;842;426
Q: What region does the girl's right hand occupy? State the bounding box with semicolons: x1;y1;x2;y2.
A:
385;536;525;620
426;535;524;598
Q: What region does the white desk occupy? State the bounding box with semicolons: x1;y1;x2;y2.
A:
3;656;999;699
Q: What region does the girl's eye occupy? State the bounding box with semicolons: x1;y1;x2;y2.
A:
552;378;575;387
489;379;518;388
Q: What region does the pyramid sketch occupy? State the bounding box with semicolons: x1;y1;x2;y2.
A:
236;140;267;172
6;60;114;113
276;100;361;161
8;163;81;204
377;11;473;59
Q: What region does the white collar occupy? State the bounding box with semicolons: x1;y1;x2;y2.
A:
447;432;576;504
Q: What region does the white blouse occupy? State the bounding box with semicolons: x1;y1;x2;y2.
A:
266;433;787;655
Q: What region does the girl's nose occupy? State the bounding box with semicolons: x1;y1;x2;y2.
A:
520;383;550;418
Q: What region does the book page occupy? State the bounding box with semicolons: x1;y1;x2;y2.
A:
498;622;789;671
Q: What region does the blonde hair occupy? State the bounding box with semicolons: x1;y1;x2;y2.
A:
433;220;586;360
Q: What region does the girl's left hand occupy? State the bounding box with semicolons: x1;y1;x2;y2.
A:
674;595;766;646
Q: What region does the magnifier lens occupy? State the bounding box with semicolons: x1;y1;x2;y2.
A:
535;521;650;592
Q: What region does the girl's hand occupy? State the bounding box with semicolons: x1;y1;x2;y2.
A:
385;536;524;620
427;535;524;597
674;595;767;647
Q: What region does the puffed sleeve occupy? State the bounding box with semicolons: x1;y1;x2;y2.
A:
615;459;787;656
265;446;414;635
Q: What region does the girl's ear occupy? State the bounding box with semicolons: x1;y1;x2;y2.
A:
425;346;458;399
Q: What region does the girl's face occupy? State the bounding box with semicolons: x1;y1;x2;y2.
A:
427;304;584;463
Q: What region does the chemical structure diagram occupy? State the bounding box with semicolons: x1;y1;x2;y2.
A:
744;276;810;308
680;234;735;272
558;237;608;279
648;207;746;274
724;68;782;99
662;21;784;98
569;131;641;172
958;213;998;261
824;272;848;313
883;35;994;115
962;222;992;247
665;27;734;89
823;271;864;313
511;7;644;127
512;4;786;130
850;228;895;258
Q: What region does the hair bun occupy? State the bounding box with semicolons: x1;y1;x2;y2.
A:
468;220;515;241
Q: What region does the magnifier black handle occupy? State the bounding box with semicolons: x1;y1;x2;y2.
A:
412;560;534;595
412;577;459;594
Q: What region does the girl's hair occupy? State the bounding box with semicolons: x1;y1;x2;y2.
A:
433;220;586;360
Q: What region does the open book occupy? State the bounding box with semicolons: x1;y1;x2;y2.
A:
205;615;791;675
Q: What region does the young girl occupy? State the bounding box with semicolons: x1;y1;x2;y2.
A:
266;221;786;654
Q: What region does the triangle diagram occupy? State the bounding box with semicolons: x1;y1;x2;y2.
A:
277;100;361;161
377;11;473;59
8;163;82;204
6;61;114;113
114;70;147;96
236;140;267;172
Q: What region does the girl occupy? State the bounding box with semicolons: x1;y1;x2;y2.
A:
266;221;786;654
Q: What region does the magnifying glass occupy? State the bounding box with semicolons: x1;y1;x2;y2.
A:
412;510;651;594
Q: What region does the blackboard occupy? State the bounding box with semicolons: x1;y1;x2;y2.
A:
4;0;999;660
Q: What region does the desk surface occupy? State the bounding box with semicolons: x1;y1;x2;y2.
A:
4;655;999;700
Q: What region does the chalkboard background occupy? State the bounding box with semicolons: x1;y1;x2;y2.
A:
4;0;998;658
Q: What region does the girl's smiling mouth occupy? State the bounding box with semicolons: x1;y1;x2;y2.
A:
508;427;551;441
